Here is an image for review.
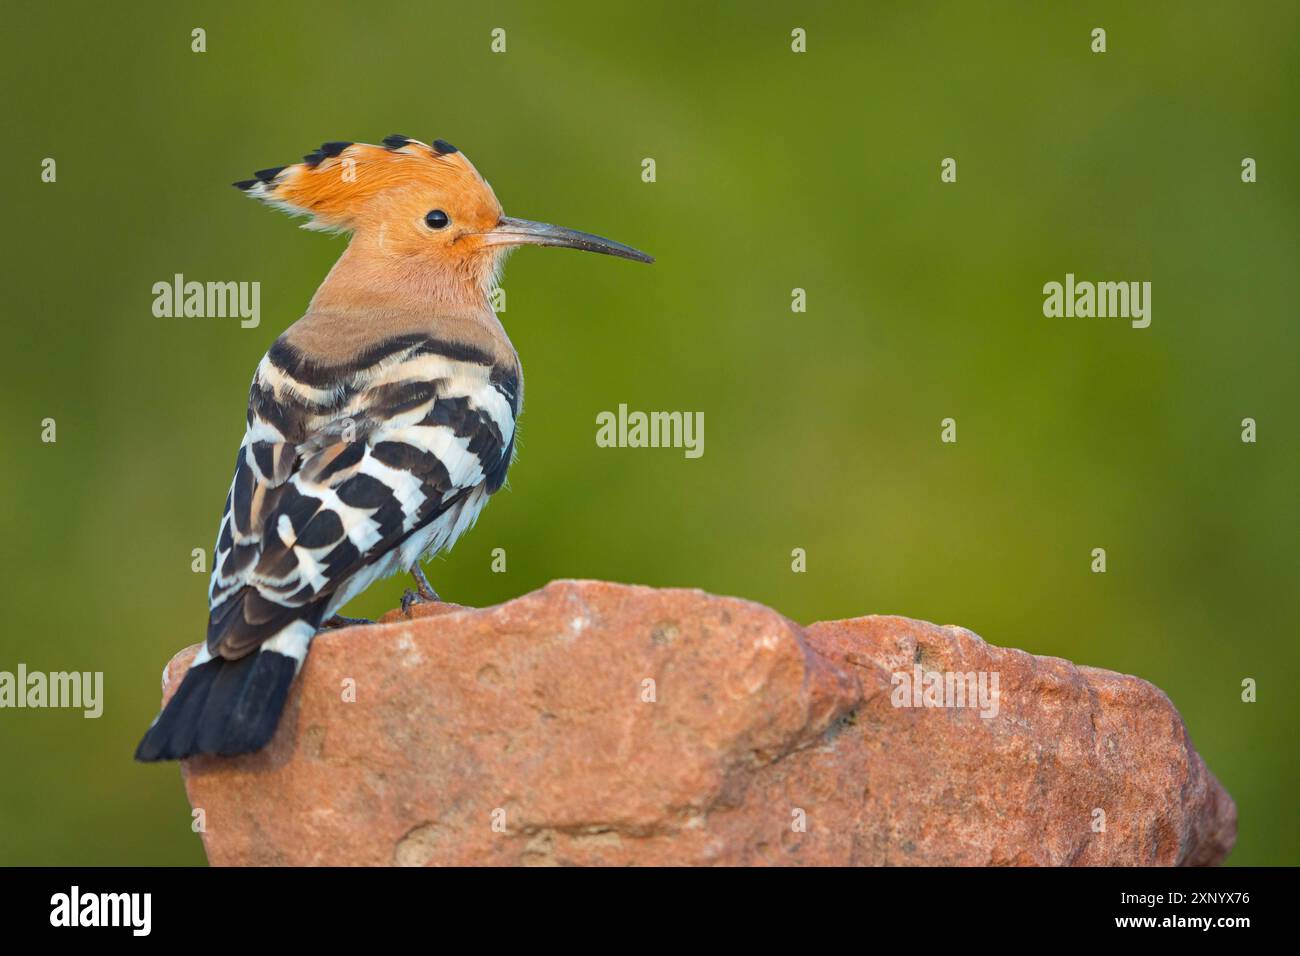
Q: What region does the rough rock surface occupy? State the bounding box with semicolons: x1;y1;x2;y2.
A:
159;580;1236;866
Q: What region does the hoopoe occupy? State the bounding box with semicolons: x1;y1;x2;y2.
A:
135;135;651;761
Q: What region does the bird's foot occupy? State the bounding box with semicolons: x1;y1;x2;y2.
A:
321;614;374;630
401;565;442;615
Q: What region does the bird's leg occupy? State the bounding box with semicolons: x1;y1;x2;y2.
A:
321;614;374;630
401;564;441;614
411;564;441;601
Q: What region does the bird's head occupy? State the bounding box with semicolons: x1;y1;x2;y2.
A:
235;135;652;305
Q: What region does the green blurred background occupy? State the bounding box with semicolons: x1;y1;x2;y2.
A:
3;1;1296;865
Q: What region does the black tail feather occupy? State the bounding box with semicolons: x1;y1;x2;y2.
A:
134;651;299;762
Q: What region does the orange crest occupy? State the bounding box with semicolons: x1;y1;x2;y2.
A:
234;135;502;236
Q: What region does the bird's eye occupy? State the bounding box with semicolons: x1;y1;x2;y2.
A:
425;209;450;230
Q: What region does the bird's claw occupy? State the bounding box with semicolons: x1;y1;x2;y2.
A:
400;587;438;615
402;565;442;615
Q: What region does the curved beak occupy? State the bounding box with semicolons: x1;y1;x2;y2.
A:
481;216;654;264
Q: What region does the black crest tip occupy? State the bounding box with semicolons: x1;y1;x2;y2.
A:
320;141;352;157
432;139;459;155
302;151;326;168
254;166;286;183
382;134;411;150
233;179;258;191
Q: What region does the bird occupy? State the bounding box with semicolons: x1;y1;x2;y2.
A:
135;135;652;761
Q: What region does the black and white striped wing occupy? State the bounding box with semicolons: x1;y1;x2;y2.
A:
206;336;519;660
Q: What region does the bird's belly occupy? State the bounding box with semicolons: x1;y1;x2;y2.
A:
320;483;492;619
398;484;491;569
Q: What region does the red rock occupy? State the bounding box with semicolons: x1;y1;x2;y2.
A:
160;581;1235;866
